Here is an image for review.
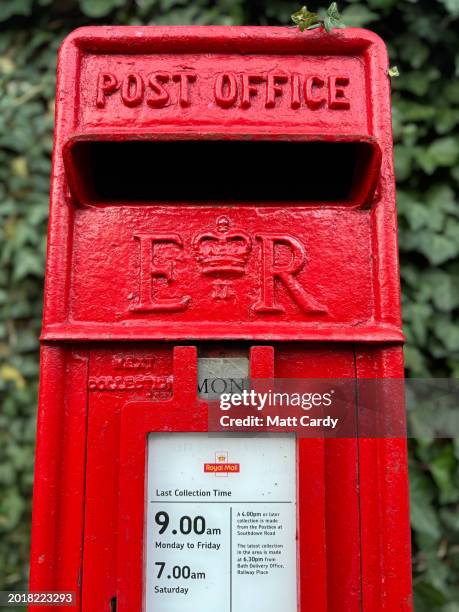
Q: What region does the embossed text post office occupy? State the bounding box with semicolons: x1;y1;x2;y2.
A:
29;27;412;611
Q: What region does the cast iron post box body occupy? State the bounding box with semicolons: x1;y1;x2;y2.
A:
29;26;412;611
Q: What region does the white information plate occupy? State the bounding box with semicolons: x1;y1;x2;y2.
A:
145;433;297;612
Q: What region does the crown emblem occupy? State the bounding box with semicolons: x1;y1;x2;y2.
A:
193;216;252;277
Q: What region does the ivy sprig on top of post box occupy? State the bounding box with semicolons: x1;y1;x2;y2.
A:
291;3;346;33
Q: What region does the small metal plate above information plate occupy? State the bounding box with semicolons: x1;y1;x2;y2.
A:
197;357;249;400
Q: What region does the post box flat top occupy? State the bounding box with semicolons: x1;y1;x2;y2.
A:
42;26;403;343
61;25;387;54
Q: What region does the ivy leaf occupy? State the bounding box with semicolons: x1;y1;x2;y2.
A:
434;318;459;352
439;0;459;17
291;6;320;31
424;270;459;312
409;463;441;541
340;4;377;26
429;137;459;168
0;487;24;532
292;3;345;32
429;446;459;505
323;2;345;32
0;0;33;22
368;0;397;7
78;0;125;18
414;582;448;610
420;234;459;265
403;345;428;376
0;364;25;390
440;507;459;533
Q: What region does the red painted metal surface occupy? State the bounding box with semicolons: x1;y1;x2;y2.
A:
29;26;412;611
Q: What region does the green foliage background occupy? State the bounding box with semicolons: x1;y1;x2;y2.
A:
0;0;458;609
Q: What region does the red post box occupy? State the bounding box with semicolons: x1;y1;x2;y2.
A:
29;26;412;611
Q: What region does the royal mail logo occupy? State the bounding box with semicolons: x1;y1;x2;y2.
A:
204;464;240;473
204;451;240;475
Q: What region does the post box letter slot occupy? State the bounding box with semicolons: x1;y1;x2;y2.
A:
64;139;381;208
